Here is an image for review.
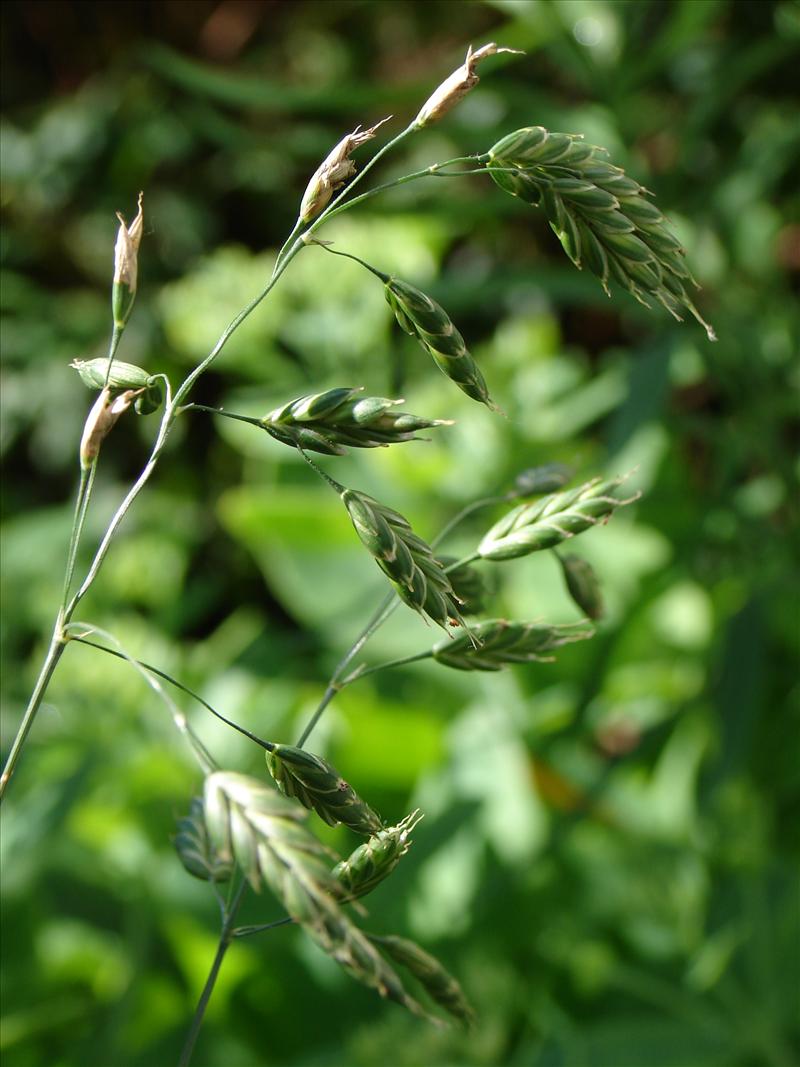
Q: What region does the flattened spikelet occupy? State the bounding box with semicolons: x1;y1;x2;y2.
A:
385;278;496;408
369;934;475;1026
478;476;639;561
260;387;450;455
266;743;383;835
487;127;716;340
342;488;465;631
431;619;593;671
333;811;422;899
174;797;233;882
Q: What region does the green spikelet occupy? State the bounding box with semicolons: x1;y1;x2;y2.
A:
557;553;604;620
478;476;639;561
369;934;475;1026
431;618;593;671
342;487;466;631
265;743;383;835
174;797;233;882
385;278;496;408
487;127;716;340
333;811;422;899
202;772;429;1017
260;387;450;455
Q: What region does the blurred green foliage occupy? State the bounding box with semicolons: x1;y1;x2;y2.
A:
1;1;798;1065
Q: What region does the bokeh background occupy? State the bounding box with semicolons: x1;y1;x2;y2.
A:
2;2;798;1065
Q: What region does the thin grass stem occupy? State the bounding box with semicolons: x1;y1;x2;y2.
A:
71;637;273;751
64;622;216;774
178;880;247;1067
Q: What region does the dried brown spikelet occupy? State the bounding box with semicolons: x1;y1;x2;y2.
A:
300;118;391;222
415;43;524;128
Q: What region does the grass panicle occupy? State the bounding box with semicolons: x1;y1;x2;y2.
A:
487;126;716;340
265;743;383;835
174;797;234;883
341;487;466;631
478;476;639;561
333;810;423;900
260;387;450;455
203;772;429;1017
385;277;495;409
431;618;593;671
368;934;475;1026
557;553;604;620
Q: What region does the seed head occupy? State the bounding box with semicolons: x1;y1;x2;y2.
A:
415;43;524;128
203;772;427;1017
266;743;383;835
487;127;716;340
300;117;391;222
333;811;423;899
431;618;593;671
71;357;163;416
174;797;233;882
260;386;451;455
478;476;639;561
341;487;466;631
385;278;495;409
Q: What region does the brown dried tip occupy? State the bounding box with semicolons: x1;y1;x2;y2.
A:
300;117;392;222
415;43;524;128
113;192;144;292
79;386;138;469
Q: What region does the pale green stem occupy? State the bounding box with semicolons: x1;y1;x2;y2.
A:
178;879;247;1067
61;464;95;609
181;404;264;430
64;622;216;774
312;154;488;228
233;917;294;938
347;648;434;682
295;591;397;748
0;626;67;802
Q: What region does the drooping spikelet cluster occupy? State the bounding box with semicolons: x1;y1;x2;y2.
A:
487;127;716;339
202;772;427;1015
260;387;450;455
385;277;496;408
